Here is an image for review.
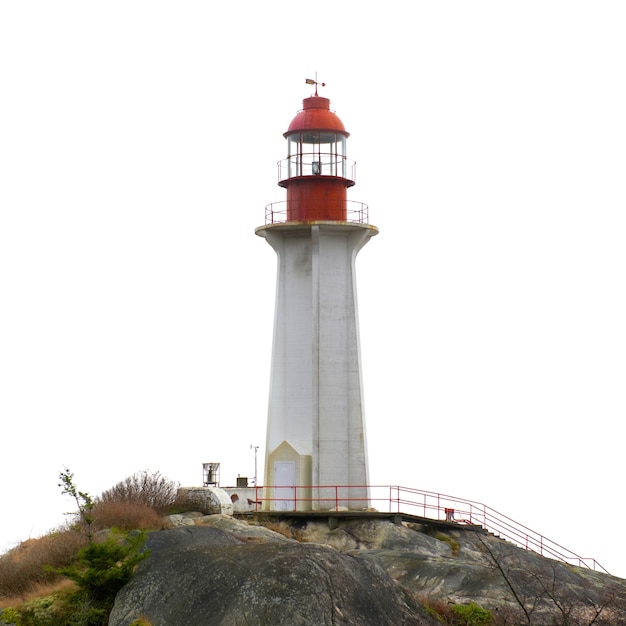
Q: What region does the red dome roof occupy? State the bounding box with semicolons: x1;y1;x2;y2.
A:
285;96;349;137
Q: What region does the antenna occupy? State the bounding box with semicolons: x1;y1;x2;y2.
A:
305;73;326;96
250;444;259;487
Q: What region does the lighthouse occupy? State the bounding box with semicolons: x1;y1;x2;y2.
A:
256;83;377;511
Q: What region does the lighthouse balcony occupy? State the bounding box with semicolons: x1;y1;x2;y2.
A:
277;154;356;185
264;200;369;225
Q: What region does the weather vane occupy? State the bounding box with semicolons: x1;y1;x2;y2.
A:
305;73;325;96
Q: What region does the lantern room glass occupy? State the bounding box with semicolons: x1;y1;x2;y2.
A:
286;132;347;178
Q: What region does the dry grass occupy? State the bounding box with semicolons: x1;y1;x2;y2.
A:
0;528;87;599
0;578;76;609
0;471;185;620
421;598;456;625
92;501;164;531
261;521;307;542
0;499;166;603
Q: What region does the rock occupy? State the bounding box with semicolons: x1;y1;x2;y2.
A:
192;513;293;543
164;514;196;527
291;518;626;624
110;515;626;625
109;525;435;626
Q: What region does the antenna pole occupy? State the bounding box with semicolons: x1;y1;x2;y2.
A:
250;444;259;486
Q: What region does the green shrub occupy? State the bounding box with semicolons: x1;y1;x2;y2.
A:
1;607;20;623
6;595;60;626
3;530;148;626
2;471;160;625
55;530;148;610
450;601;492;625
2;589;107;626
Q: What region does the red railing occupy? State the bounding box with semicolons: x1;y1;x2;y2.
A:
264;200;369;225
250;484;609;574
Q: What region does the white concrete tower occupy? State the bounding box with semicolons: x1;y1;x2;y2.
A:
256;84;378;511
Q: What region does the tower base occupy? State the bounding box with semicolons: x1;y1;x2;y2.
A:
256;221;378;511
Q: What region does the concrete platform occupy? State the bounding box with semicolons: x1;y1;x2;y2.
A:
241;509;485;533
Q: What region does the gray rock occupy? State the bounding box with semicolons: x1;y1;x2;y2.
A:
164;514;196;527
109;525;435;625
325;521;626;624
193;513;293;543
109;516;626;626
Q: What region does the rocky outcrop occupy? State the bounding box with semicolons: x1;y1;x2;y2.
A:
294;516;626;624
109;523;433;625
109;514;626;625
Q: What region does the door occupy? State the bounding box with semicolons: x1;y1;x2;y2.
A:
274;461;296;511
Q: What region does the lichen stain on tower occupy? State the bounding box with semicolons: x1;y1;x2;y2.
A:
256;81;377;511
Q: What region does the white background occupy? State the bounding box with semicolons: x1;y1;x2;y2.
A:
1;2;625;578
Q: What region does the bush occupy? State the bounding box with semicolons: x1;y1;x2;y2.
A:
3;587;107;626
98;471;179;515
1;527;149;624
1;471;157;625
420;600;492;626
92;501;163;531
450;601;492;625
1;530;149;625
12;529;152;625
56;530;148;609
2;594;66;626
0;529;87;599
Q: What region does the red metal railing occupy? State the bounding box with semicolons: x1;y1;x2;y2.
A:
264;200;369;225
250;484;609;574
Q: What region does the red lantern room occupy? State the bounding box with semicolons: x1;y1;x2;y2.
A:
277;90;356;222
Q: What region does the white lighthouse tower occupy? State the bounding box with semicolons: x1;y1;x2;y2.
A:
256;83;377;511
